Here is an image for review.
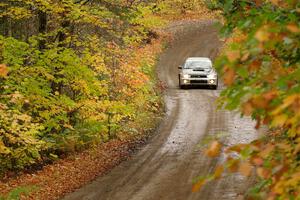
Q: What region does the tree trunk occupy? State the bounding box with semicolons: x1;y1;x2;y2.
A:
38;11;47;50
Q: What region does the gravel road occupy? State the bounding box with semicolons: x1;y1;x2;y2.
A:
63;20;258;200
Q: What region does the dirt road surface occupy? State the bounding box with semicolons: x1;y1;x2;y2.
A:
63;20;258;200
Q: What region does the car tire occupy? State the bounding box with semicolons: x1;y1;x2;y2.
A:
212;79;218;90
179;75;184;89
180;85;187;89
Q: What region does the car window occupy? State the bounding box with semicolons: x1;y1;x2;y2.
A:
184;61;212;69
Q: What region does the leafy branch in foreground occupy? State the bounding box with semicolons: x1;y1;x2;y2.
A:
196;0;300;199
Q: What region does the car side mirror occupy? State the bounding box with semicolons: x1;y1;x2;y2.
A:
178;65;182;69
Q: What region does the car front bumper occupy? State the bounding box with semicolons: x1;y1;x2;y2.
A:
180;78;218;86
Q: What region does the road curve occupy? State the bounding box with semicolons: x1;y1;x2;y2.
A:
63;20;258;200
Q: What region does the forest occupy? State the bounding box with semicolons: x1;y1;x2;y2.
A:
1;0;300;199
0;0;208;196
0;0;171;173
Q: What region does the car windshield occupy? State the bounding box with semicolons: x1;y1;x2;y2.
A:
184;60;212;69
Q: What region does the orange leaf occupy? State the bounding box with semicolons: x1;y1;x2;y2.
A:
205;141;222;157
0;64;8;77
227;158;240;173
252;96;268;109
276;142;290;150
255;0;263;6
226;50;240;62
223;67;235;86
255;28;270;42
286;24;300;33
259;144;275;158
192;179;206;192
251;157;264;166
263;90;278;101
269;0;280;6
249;60;262;72
242;102;254;116
256;167;270;179
214;165;224;179
239;162;252;177
226;144;247;153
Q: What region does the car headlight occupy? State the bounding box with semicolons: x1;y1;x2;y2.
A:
182;74;190;79
207;73;217;79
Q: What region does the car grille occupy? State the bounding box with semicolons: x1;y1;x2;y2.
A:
193;69;205;72
190;75;207;78
190;80;208;84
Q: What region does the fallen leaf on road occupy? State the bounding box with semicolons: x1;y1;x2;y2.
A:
206;141;222;157
239;162;252;177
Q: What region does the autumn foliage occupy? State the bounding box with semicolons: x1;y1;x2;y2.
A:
0;0;168;175
0;0;212;179
199;0;300;199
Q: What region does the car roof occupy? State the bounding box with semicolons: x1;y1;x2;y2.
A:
185;57;212;63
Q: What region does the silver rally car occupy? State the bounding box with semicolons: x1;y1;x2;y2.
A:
178;57;218;89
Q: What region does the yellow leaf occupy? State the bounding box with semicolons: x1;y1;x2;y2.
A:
63;124;75;130
271;114;288;127
241;52;250;62
294;142;300;155
283;95;299;107
255;28;270;42
0;139;10;154
286;172;300;186
272;181;284;194
271;95;299;115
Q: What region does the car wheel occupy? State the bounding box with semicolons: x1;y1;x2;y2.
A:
212;79;218;90
179;75;184;89
180;85;187;89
